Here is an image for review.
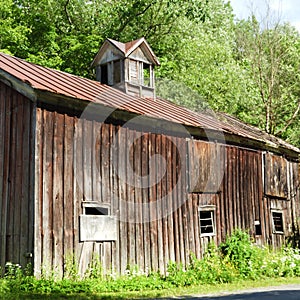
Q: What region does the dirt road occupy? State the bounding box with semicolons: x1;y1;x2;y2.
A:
157;284;300;299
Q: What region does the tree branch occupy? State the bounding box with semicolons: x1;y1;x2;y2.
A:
275;100;300;136
64;0;72;26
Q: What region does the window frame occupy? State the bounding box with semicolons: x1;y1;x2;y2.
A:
271;209;284;234
198;205;216;237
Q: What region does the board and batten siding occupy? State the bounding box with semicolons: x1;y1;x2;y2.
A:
33;106;300;276
188;142;265;248
33;107;191;276
0;82;35;271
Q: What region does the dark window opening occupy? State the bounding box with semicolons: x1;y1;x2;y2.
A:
255;223;262;235
114;60;121;84
100;64;108;85
272;211;284;233
85;206;109;216
199;208;215;236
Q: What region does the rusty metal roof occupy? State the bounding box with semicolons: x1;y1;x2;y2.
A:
108;37;144;54
91;37;160;67
1;52;299;156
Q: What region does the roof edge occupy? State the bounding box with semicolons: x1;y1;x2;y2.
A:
33;87;300;161
125;37;160;65
91;39;125;68
0;69;37;102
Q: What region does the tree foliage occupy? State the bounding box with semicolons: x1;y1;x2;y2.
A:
1;0;300;147
234;16;300;145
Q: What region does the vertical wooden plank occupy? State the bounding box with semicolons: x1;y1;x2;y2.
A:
264;196;271;246
83;119;93;202
93;121;102;203
187;193;195;257
134;133;144;271
172;137;181;263
239;148;246;230
249;152;256;237
177;138;186;265
216;144;225;245
181;139;189;267
21;98;32;267
231;147;238;230
1;85;10;265
33;108;43;276
156;134;164;273
234;147;241;230
142;133;151;272
7;92;18;263
257;152;265;242
127;128;136;267
243;149;250;231
52;112;64;276
0;83;6;269
215;191;222;245
74;118;84;274
220;147;227;241
63;115;74;265
161;135;169;269
118;126;128;274
110;125;119;274
167;137;175;263
101;123;110;204
105;124;114;271
192;193;201;259
226;146;233;236
222;147;229;236
149;133;158;271
42;110;54;273
15;95;25;265
248;151;254;234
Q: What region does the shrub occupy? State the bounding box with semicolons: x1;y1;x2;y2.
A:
219;229;264;278
2;230;300;297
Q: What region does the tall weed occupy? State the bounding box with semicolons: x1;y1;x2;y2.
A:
1;230;300;297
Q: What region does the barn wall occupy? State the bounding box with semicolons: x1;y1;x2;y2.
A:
33;106;300;276
188;143;265;247
0;82;35;271
34;107;191;276
186;142;300;250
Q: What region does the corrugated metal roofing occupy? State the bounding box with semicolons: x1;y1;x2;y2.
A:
1;52;299;155
91;37;160;67
108;37;144;54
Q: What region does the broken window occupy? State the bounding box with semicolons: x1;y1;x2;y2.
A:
271;210;284;234
199;206;215;236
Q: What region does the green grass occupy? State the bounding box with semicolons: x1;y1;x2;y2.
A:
2;230;300;299
1;277;300;299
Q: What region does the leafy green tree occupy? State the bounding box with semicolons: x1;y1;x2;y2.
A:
1;0;299;146
234;17;300;146
0;0;30;55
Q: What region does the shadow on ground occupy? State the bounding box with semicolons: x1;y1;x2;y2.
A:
157;288;300;300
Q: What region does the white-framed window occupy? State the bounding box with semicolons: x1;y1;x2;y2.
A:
271;209;284;234
199;205;216;237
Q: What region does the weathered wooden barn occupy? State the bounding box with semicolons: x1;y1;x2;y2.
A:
0;38;299;276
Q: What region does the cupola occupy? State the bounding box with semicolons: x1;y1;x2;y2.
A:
91;37;160;98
